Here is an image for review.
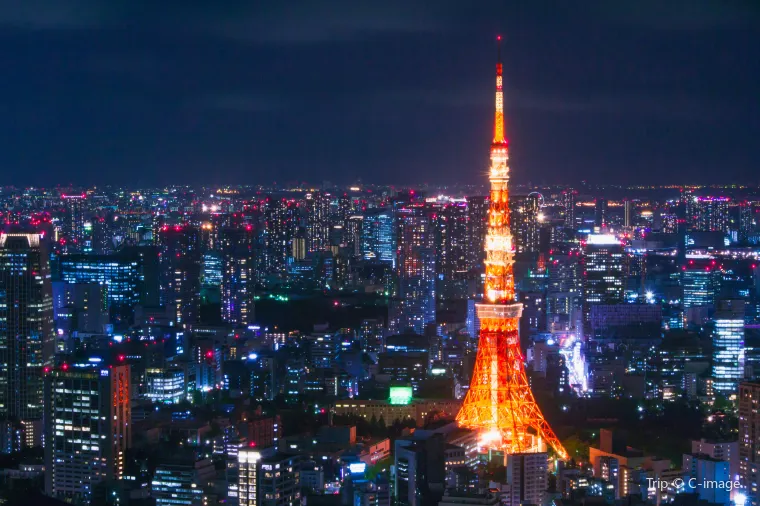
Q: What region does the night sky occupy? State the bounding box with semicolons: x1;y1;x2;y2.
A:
1;1;758;186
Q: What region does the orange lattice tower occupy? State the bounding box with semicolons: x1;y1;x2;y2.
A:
456;37;568;460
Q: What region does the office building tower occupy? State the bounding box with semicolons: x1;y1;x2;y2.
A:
237;448;261;506
258;453;301;506
682;255;720;326
201;251;224;289
503;452;548;506
345;215;364;258
44;365;131;505
582;234;625;328
547;250;581;332
712;300;746;395
305;191;331;253
263;197;299;276
624;199;632;228
563;190;576;231
436;202;469;298
62;194;87;249
682;453;731;505
0;233;54;422
595;198;608;228
145;367;186;404
157;225;201;326
738;202;755;242
219;227;256;327
52;282;108;334
466;196;489;270
361;208;395;266
359;318;385;356
394;209;436;335
59;252;142;316
152;455;215;506
511;193;541;254
739;382;760;506
693;197;730;233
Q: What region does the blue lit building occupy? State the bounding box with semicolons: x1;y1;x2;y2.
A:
682;254;720;326
59;252;142;314
361;209;395;267
711;299;746;395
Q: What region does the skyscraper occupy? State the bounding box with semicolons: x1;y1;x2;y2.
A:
456;40;566;459
263;197;299;276
682;254;720;326
582;234;625;328
219;227;256;327
594;198;608;229
394;208;436;335
738;381;760;506
711;300;746;395
361;208;395;266
44;364;131;504
562;190;576;232
693;196;730;233
466;196;489;271
157;225;201;326
435;202;469;298
510;193;541;254
0;233;54;422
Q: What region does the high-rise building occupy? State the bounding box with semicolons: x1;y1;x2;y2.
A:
562;190;576;231
503;452;548;506
394;208;436;335
711;300;746;395
145;367;186;404
44;365;131;504
263;197;299;276
59;252;142;315
305;192;331;253
237;448;262;506
359;318;385;356
738;202;755;243
436;202;469;298
693;197;730;233
0;233;54;422
682;254;720;326
511;193;541;254
152;455;215;506
595;198;608;228
738;381;760;506
547;250;581;332
157;225;201;326
62;194;87;250
345;215;364;258
361;208;395;266
258;453;301;506
582;234;625;328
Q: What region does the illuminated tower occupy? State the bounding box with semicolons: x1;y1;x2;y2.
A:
456;39;567;459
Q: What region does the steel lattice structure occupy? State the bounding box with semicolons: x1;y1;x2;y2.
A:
456;39;568;460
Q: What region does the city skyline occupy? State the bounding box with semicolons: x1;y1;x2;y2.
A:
1;1;758;186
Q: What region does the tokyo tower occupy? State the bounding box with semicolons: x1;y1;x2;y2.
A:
456;37;568;460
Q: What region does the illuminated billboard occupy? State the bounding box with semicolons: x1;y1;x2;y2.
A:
389;386;413;405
